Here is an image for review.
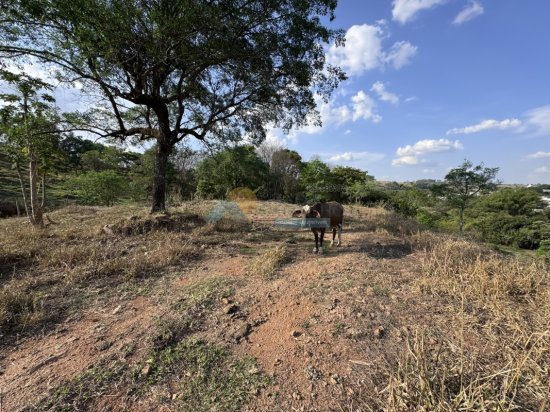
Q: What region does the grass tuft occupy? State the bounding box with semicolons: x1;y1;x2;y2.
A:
246;244;287;279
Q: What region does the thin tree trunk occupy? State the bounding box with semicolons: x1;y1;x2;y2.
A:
41;173;46;208
15;161;30;218
29;152;43;227
16;199;20;216
459;207;465;232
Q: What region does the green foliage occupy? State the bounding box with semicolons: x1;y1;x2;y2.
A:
389;187;431;217
537;240;550;258
471;188;549;249
345;180;389;205
331;166;373;202
268;149;303;201
69;170;127;206
195;146;269;199
301;159;338;202
475;187;543;216
438;160;499;231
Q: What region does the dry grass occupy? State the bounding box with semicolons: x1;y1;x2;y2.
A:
0;287;44;329
377;236;550;411
383;328;550;411
246;244;287;279
0;205;204;333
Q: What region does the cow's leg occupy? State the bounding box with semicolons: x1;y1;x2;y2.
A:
319;229;325;254
313;230;319;253
337;224;342;246
331;227;336;246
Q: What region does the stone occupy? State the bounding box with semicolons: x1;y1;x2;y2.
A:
224;304;239;315
374;326;385;339
291;330;302;338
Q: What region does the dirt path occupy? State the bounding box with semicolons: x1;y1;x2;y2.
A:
0;296;159;411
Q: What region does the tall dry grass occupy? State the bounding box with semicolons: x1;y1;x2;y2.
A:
380;235;550;411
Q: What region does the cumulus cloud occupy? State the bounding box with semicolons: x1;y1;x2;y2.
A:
371;81;399;105
392;0;447;24
299;91;381;135
533;166;550;174
351;91;381;122
526;151;550;159
326;24;417;77
393;138;463;166
525;105;550;136
446;118;521;135
383;41;418;69
453;1;484;25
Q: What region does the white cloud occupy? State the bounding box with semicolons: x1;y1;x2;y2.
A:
326;24;417;77
405;96;418;103
526;151;550;159
351;91;381;122
392;0;448;24
344;129;352;135
371;81;399;105
393;155;420;166
446;118;522;135
525;105;550;137
393;138;463;166
299;91;381;135
383;41;418;69
453;1;484;25
327;151;385;163
533;166;550;174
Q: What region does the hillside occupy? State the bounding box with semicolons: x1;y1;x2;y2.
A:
1;202;549;411
0;151;21;202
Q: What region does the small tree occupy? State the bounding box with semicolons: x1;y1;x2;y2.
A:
438;160;499;232
0;71;62;226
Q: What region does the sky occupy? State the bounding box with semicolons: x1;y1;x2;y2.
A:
5;0;550;184
266;0;550;183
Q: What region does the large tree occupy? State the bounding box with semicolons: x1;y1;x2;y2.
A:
0;0;345;211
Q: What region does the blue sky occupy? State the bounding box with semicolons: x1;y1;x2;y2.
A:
267;0;550;183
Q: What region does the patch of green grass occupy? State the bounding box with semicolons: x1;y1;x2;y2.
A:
144;339;268;412
38;361;127;412
38;339;268;412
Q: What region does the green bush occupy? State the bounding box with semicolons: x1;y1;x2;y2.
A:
69;170;127;205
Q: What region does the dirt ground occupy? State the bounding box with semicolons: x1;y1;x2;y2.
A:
1;202;548;411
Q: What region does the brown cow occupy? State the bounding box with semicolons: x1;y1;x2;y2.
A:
292;201;343;253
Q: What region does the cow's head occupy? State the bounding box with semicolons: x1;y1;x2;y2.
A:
292;205;320;218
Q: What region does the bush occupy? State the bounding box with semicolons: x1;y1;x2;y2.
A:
69;170;127;205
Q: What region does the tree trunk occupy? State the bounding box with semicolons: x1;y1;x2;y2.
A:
29;153;44;227
15;161;30;218
41;173;46;208
151;143;171;213
459;207;465;232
